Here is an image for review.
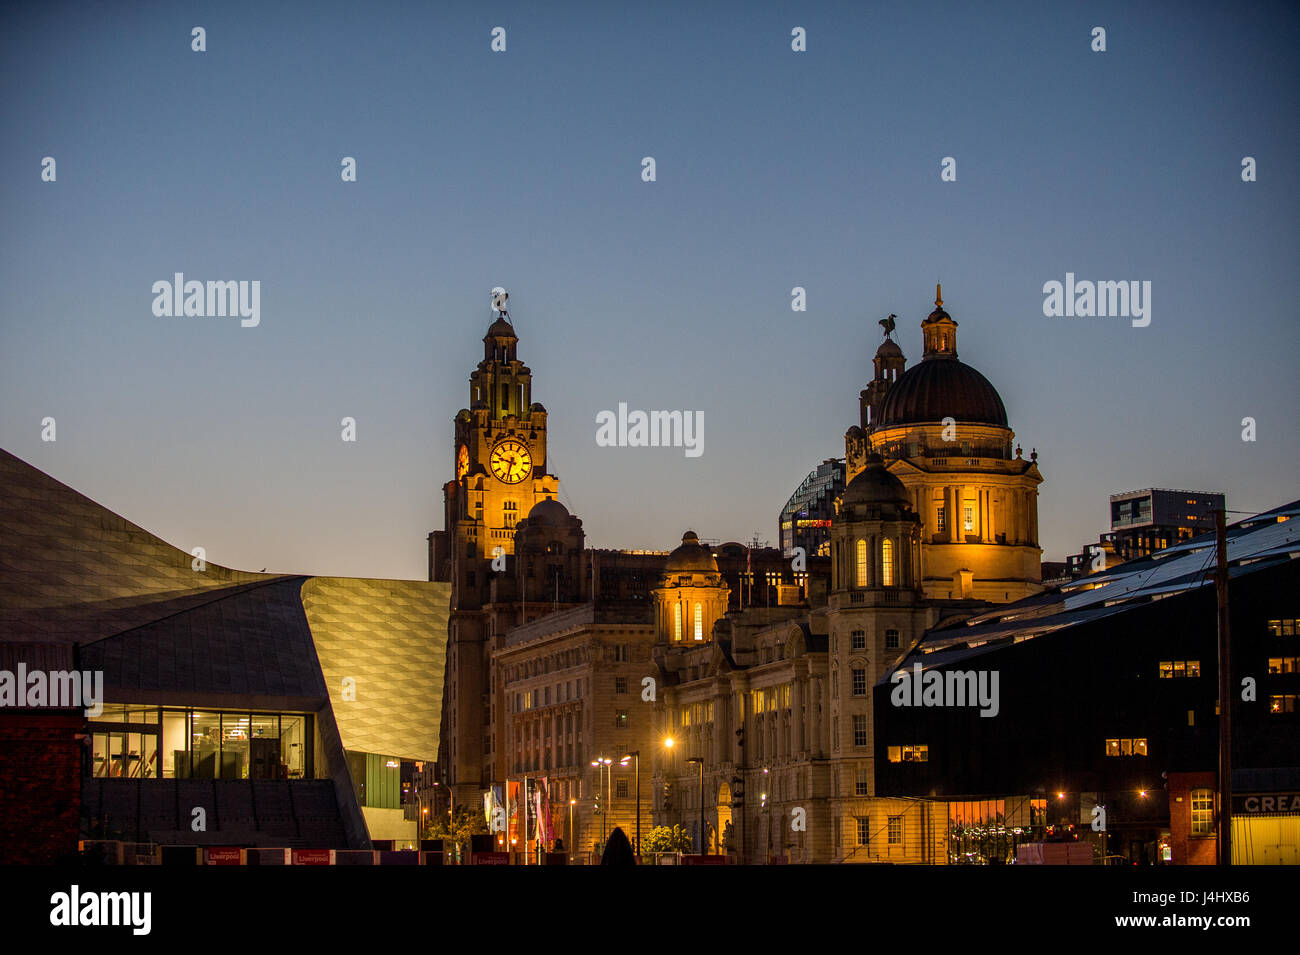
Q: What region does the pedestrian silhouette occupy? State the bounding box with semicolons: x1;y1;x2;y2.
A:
600;826;636;865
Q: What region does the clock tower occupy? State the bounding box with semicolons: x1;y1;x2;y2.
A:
433;298;562;799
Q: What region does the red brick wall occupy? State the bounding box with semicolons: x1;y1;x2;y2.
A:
1168;770;1217;865
0;712;84;864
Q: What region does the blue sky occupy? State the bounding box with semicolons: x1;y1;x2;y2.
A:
2;0;1296;579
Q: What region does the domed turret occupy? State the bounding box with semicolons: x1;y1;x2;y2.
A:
664;530;719;573
525;497;570;527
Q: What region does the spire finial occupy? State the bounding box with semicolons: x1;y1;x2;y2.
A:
935;282;943;307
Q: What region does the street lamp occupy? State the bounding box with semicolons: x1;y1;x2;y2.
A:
591;757;613;847
621;751;641;858
687;757;705;854
569;798;576;862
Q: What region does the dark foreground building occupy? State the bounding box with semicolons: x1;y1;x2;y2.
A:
0;449;450;863
875;500;1300;864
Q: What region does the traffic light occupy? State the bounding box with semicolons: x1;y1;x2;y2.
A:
593;792;603;815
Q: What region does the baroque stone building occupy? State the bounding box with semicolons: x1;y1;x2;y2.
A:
434;290;1042;861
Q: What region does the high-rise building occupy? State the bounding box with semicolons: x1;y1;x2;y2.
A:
1066;488;1226;576
779;459;844;557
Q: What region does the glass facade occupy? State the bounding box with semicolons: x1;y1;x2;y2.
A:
89;704;313;780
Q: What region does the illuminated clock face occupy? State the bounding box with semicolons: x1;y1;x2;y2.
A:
457;445;469;480
490;439;532;484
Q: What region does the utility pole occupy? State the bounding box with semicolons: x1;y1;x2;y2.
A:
1215;508;1233;866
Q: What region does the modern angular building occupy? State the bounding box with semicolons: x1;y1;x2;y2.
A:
874;500;1300;864
779;459;845;558
0;449;449;863
1066;488;1227;576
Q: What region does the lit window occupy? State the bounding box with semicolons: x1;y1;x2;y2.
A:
936;506;946;533
881;539;895;586
694;603;703;640
1190;788;1214;836
887;746;901;763
901;744;928;762
963;505;973;532
674;603;682;641
1270;694;1298;713
856;539;868;586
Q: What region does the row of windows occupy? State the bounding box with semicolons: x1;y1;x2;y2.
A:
679;701;715;727
854;815;903;846
515;678;586;712
1158;660;1201;678
1270;694;1298;713
854;538;897;586
673;603;705;641
1268;657;1300;675
1268;619;1298;636
507;649;588;683
837;629;899;652
751;685;792;714
1105;738;1149;757
887;744;928;763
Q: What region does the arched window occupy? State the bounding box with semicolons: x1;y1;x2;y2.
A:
694;603;704;640
882;538;895;586
674;603;682;642
856;539;868;586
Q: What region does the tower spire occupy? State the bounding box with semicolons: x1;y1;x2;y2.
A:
935;282;943;307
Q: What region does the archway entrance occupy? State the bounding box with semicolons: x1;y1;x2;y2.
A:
715;781;734;853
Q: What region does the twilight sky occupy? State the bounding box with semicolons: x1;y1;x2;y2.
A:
1;0;1297;580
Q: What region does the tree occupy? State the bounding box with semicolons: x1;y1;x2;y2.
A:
643;824;693;854
426;804;488;857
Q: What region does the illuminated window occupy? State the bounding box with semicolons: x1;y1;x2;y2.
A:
1268;657;1300;674
936;506;946;533
674;603;682;641
856;539;868;586
694;603;703;640
1270;694;1298;713
881;538;895;586
1267;619;1297;636
963;505;973;532
1159;660;1200;679
1105;738;1147;756
1190;788;1214;836
901;744;928;762
887;746;901;763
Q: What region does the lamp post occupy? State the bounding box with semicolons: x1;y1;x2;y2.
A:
569;798;576;862
621;751;641;858
687;757;705;854
590;757;612;848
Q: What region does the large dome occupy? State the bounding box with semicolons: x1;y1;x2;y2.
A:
876;358;1007;427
